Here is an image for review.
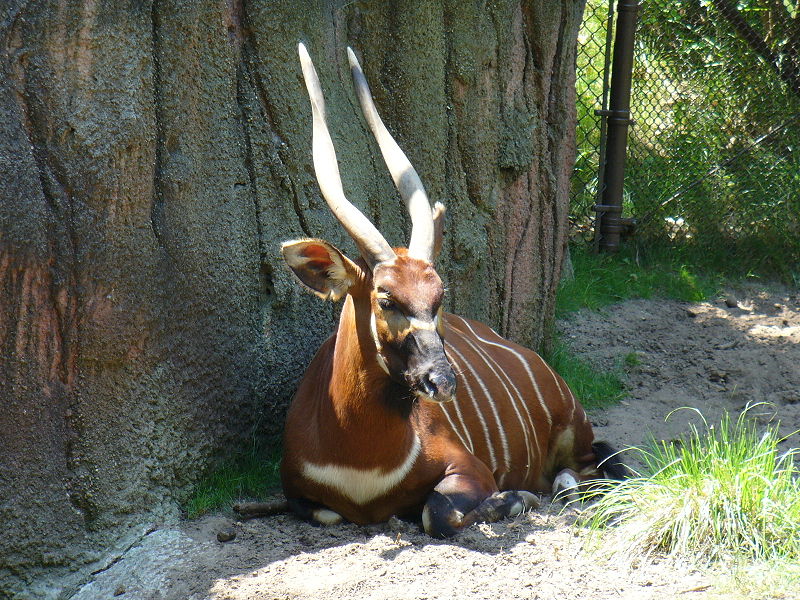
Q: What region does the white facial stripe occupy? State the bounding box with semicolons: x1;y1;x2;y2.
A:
302;435;422;506
375;352;390;375
369;311;382;351
369;311;390;374
407;317;437;331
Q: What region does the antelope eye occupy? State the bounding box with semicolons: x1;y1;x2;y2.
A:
377;298;396;311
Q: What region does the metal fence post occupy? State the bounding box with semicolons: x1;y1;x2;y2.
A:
595;0;639;252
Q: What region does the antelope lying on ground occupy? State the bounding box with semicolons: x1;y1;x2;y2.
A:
278;44;626;538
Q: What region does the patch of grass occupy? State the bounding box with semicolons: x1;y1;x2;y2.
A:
622;351;641;368
580;407;800;565
710;559;800;600
185;442;282;519
556;242;722;317
543;337;627;411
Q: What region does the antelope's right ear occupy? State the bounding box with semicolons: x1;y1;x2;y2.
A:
281;239;362;301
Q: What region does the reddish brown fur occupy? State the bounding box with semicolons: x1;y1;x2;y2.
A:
280;254;601;527
283;44;609;534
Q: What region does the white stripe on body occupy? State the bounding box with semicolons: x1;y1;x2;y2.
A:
443;343;497;472
452;315;552;427
439;346;475;453
445;339;511;473
447;320;539;484
542;360;576;421
436;397;472;452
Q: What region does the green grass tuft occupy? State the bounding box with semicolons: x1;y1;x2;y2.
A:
622;351;641;368
543;337;627;411
185;442;282;519
556;243;721;317
580;407;800;565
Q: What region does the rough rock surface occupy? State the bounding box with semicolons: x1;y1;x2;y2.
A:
0;1;584;596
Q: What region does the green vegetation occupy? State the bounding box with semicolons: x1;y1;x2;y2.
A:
185;441;281;519
575;0;800;283
543;338;627;412
580;408;800;565
556;242;724;318
622;351;640;368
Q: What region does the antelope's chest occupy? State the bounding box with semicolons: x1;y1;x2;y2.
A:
301;434;422;506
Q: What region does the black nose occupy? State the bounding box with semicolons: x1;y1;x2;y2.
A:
419;370;457;403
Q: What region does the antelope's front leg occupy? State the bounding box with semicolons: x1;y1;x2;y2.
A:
422;473;539;538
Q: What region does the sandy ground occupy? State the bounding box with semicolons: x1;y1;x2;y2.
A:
70;286;800;600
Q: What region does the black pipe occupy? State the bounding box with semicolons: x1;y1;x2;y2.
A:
592;0;616;254
596;0;639;252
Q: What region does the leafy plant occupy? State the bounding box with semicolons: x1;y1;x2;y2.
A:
574;0;800;282
556;243;718;318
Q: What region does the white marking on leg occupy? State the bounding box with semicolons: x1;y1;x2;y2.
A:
516;490;540;510
552;470;579;503
302;435;421;505
312;508;344;525
422;504;433;535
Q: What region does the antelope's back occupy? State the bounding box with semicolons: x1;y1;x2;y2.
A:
436;313;591;493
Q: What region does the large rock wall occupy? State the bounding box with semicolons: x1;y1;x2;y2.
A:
0;1;585;597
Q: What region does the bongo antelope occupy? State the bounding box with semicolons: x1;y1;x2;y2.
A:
278;44;625;537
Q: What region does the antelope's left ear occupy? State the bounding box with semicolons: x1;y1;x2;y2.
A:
281;239;363;301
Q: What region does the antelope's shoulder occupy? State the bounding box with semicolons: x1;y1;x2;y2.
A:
443;313;532;356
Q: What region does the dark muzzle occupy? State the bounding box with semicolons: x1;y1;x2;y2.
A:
416;367;457;403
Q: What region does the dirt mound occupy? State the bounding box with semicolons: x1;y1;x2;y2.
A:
564;285;800;462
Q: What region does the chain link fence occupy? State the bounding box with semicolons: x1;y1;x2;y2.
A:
574;0;800;279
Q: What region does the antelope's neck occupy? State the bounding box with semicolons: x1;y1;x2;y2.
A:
327;294;416;455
